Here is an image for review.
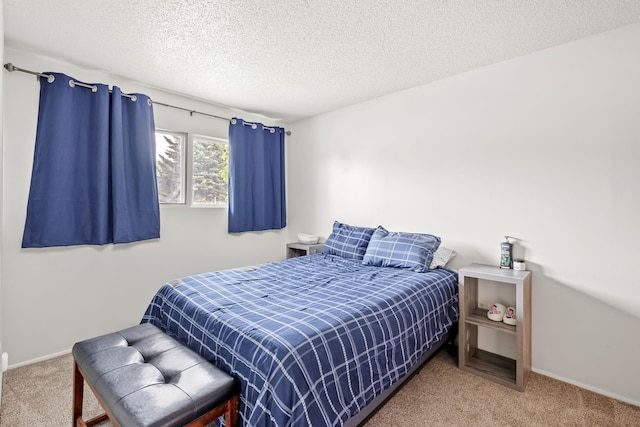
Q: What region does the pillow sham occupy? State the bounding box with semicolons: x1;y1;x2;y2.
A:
362;226;441;273
429;246;456;269
322;221;376;260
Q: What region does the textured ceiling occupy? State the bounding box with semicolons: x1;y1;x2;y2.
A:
4;1;640;122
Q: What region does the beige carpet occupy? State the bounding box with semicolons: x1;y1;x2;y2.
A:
1;349;638;426
0;352;109;427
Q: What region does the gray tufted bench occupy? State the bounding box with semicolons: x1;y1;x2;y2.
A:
72;323;238;427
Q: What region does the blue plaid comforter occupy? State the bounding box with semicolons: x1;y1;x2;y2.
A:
142;254;458;426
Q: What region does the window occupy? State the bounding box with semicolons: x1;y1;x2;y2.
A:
190;135;229;207
155;131;229;207
155;131;186;204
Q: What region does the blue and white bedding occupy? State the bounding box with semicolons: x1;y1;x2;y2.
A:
141;253;458;427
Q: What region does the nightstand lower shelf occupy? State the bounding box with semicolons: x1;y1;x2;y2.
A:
286;242;323;259
460;349;517;387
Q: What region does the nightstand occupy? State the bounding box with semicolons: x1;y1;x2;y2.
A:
458;263;532;391
286;242;324;259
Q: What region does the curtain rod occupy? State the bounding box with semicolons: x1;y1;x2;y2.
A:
3;62;291;136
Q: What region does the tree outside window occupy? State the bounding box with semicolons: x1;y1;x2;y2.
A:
191;136;229;207
156;131;185;204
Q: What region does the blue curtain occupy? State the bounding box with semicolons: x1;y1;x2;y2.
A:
228;118;286;233
110;87;160;243
22;73;160;248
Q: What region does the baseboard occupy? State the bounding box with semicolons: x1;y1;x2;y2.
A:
6;348;71;370
532;367;640;408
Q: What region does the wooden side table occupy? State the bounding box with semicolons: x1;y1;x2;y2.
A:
458;264;532;391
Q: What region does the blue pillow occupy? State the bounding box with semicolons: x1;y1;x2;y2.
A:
362;226;441;272
322;221;376;260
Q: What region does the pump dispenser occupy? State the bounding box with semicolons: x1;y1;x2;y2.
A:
500;236;513;269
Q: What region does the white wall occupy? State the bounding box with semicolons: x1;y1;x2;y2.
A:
287;23;640;405
1;47;293;366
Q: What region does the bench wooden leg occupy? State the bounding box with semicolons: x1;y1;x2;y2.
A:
73;361;84;427
72;361;110;427
185;393;239;427
227;394;238;427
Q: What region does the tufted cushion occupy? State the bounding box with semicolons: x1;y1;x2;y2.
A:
72;323;236;427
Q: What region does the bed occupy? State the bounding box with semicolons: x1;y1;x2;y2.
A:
141;223;459;427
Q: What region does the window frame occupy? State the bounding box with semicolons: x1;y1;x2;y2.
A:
155;129;229;208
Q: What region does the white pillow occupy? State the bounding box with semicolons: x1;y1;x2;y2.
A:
429;246;456;269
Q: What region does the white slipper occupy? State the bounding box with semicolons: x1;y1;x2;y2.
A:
503;306;516;325
487;303;506;322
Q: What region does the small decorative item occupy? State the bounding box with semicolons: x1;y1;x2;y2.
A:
487;303;506;322
503;306;516;325
500;236;513;269
297;233;319;244
513;259;526;271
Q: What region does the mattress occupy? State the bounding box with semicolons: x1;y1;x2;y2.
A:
142;253;458;426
